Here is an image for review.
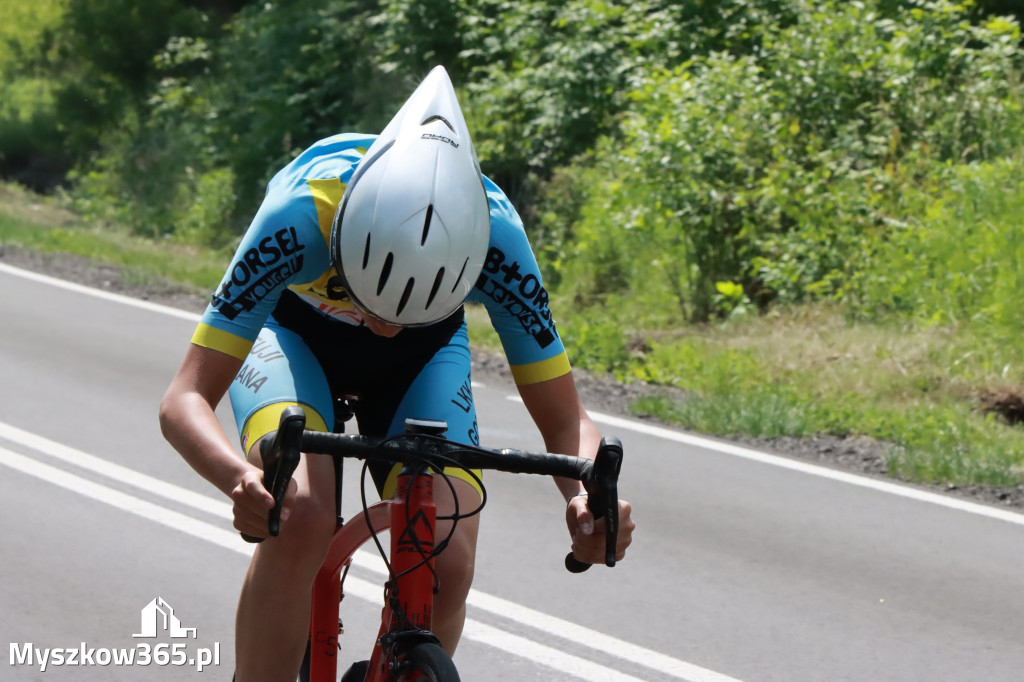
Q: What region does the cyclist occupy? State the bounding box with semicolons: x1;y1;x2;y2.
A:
159;66;635;682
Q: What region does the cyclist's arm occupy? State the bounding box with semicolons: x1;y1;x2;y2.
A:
518;371;635;565
159;343;275;533
516;372;603;501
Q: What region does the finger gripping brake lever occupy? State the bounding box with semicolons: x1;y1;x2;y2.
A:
240;406;306;543
565;436;623;573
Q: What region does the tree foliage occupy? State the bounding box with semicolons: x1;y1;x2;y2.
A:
0;0;1021;342
0;0;67;183
540;1;1023;328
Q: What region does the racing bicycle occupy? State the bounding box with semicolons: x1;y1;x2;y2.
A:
242;404;623;681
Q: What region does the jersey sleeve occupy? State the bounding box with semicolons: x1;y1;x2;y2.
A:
467;179;571;385
191;187;331;359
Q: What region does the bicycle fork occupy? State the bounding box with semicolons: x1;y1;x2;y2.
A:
309;502;389;681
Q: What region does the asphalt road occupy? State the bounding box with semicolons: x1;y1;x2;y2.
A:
2;262;1023;681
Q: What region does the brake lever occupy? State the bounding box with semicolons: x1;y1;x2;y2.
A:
240;406;306;543
565;436;623;573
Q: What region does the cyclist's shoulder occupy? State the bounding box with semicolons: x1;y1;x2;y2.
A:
204;137;371;331
481;175;537;266
266;133;376;195
482;175;523;235
470;175;557;334
253;134;378;240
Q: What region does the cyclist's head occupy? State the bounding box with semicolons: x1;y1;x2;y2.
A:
330;65;490;327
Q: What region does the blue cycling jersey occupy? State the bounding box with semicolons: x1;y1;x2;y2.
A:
191;133;570;386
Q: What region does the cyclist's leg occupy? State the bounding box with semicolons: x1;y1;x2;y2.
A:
228;324;338;682
381;322;482;655
425;476;480;656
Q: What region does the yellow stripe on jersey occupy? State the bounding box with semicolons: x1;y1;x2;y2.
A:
509;352;572;386
191;323;254;360
290;177;356;310
307;177;345;242
240;402;329;460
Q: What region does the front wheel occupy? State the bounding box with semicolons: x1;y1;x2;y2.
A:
395;642;461;682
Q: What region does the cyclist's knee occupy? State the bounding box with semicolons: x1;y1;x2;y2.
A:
434;487;480;598
255;498;334;577
251;444;336;571
435;534;476;603
431;520;477;655
279;492;336;547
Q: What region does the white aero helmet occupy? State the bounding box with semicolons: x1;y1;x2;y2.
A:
331;66;490;326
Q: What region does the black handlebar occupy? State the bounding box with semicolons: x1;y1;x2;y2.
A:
242;407;623;572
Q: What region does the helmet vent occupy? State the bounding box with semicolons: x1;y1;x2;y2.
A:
426;267;445;309
422;115;455;132
397;278;415;316
362;233;372;269
421;204;434;246
451;257;469;293
377;252;394;295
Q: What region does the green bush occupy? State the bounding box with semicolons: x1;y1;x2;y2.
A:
463;0;799;201
71;0;406;242
846;156;1024;330
208;0;406;213
545;0;1023;327
0;0;66;182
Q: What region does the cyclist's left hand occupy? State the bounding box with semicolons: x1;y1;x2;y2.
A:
566;496;634;565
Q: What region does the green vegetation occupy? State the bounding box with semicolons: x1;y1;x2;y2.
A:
0;185;225;291
628;309;1024;485
1;0;1022;489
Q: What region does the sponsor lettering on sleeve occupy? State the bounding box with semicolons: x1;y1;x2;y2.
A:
476;246;556;349
211;226;305;320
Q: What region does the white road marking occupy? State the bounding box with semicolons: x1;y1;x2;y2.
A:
584;407;1024;528
0;420;226;518
0;262;202;322
465;591;744;682
0;445;244;554
0;422;740;682
463;620;675;682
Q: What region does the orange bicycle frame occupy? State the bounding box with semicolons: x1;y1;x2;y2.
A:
308;466;438;682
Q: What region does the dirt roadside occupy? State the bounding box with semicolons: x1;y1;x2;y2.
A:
3;243;1022;512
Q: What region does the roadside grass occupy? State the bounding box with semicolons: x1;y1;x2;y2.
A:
2;181;1022;489
465;303;502;349
622;306;1024;487
0;183;226;292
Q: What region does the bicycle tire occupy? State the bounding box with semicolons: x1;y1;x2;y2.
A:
395;643;461;682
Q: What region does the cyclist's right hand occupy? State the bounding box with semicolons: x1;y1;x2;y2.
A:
566;496;634;565
231;466;293;540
